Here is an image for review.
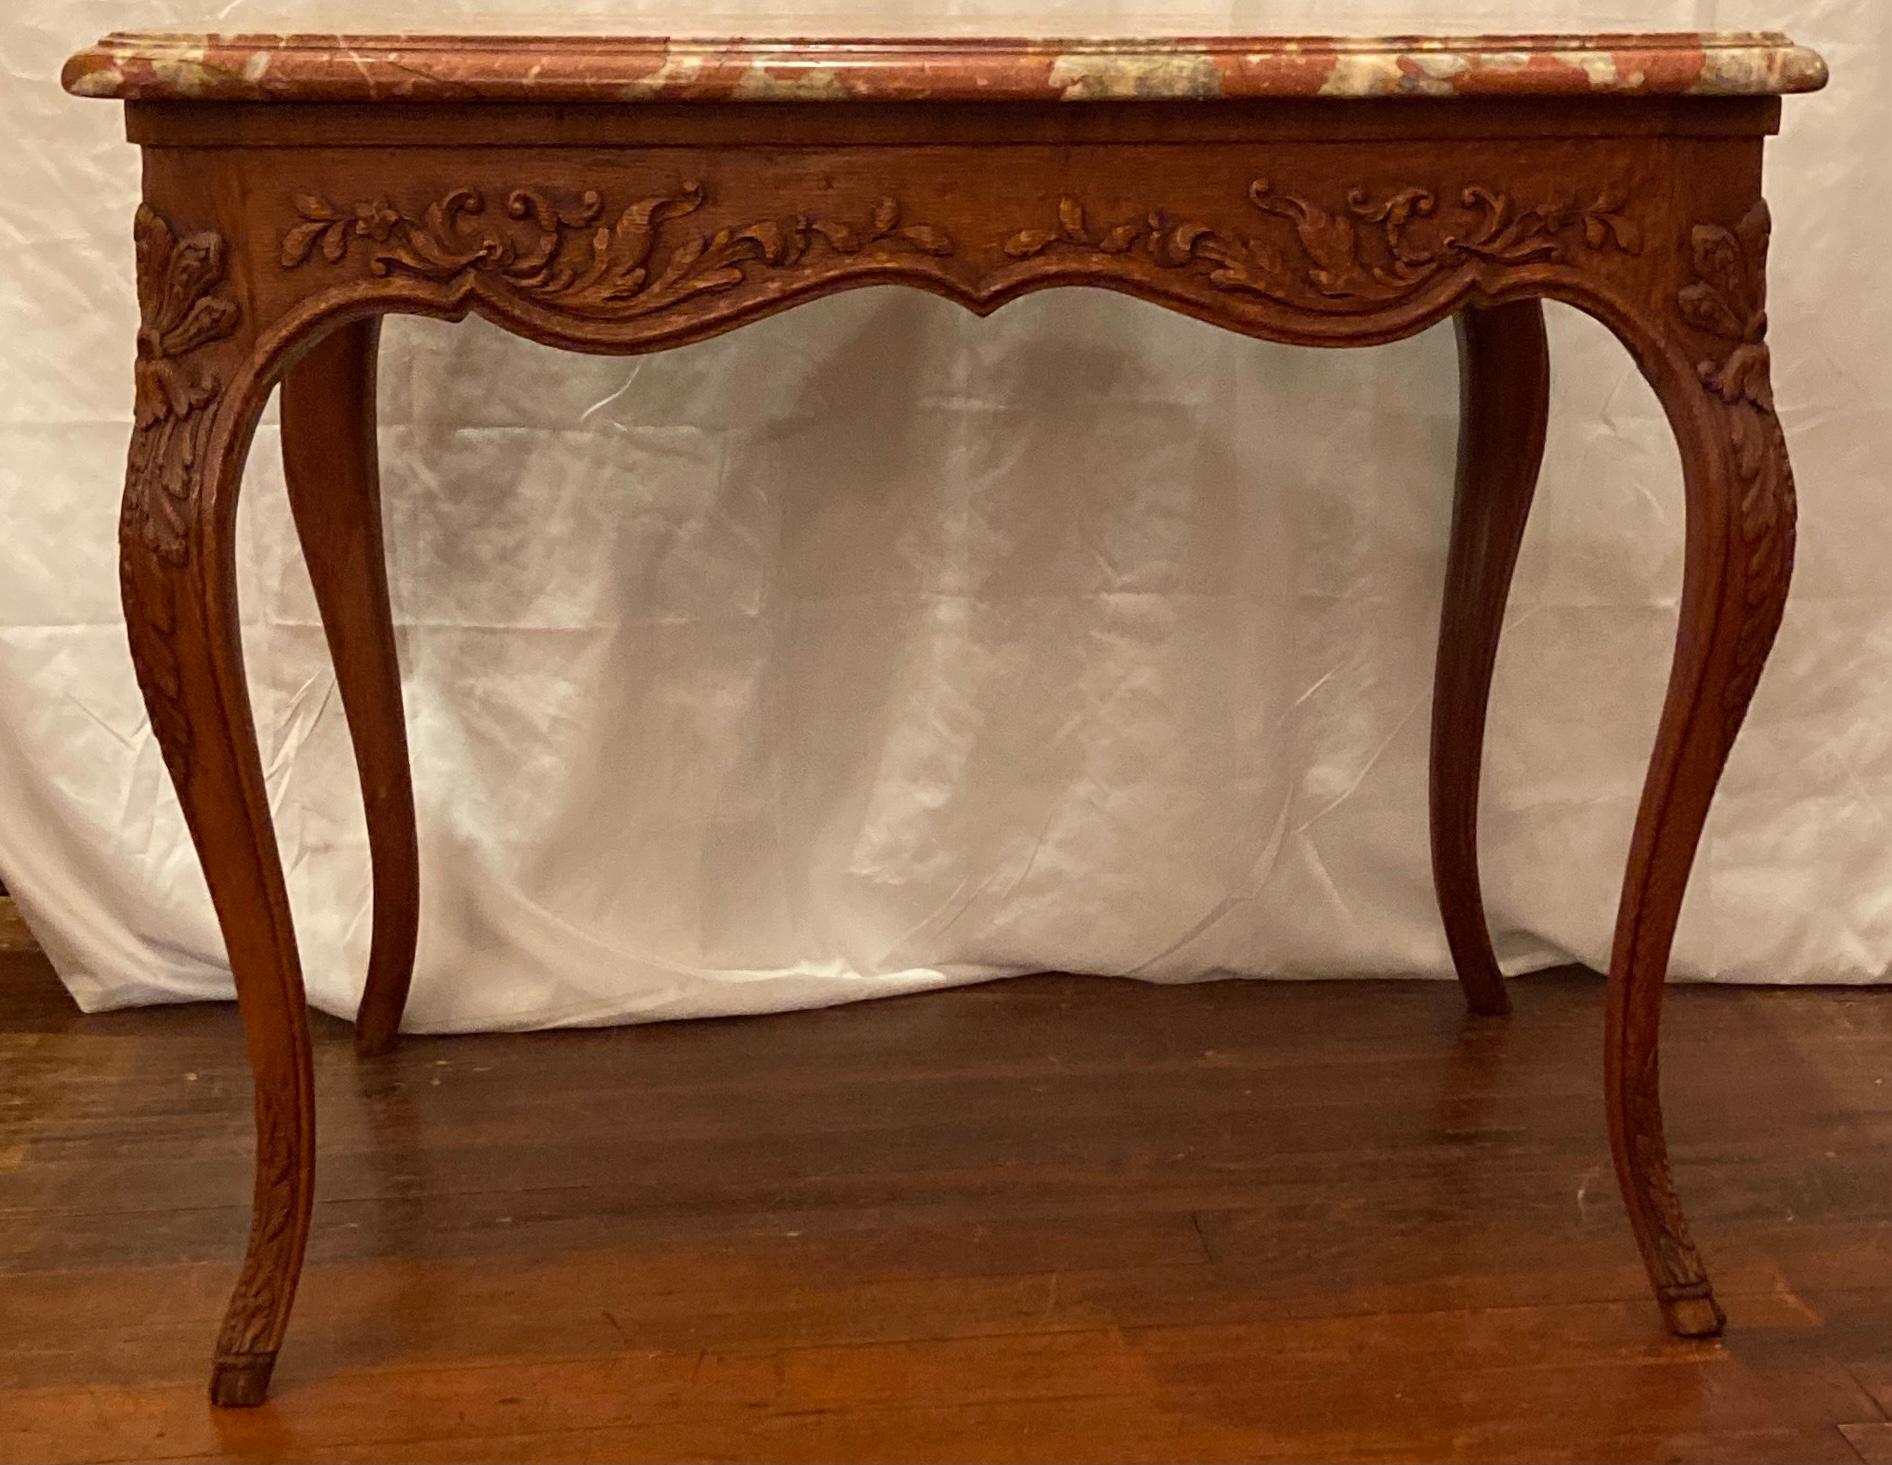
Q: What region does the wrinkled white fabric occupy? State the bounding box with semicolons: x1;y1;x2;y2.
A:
1;0;1888;1032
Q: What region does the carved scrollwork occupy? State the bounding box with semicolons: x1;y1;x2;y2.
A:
1675;199;1795;739
1003;180;1640;309
122;203;241;787
282;183;955;317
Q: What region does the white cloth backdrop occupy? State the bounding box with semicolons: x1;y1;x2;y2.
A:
2;0;1888;1032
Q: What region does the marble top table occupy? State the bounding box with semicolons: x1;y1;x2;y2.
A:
64;30;1826;1406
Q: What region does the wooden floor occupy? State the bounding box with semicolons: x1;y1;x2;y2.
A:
0;898;33;954
2;949;1890;1464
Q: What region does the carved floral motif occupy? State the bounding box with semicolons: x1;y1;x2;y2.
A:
1003;180;1640;307
122;204;240;787
128;203;238;565
283;183;954;316
1675;200;1795;738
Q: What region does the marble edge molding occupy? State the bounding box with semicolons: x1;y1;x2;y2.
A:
62;30;1830;104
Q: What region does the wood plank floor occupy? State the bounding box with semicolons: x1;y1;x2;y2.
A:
2;947;1889;1463
0;898;33;953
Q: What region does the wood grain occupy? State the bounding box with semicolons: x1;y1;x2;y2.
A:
4;954;1889;1463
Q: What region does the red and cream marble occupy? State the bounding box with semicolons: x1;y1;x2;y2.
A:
63;31;1828;105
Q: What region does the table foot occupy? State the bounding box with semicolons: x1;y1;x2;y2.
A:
210;1351;279;1408
1659;1284;1727;1339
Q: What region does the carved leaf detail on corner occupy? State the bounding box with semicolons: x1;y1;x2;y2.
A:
1003;180;1640;309
283;184;955;315
130;203;237;566
1675;200;1795;740
123;203;240;788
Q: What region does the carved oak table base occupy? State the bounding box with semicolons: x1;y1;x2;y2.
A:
64;30;1825;1405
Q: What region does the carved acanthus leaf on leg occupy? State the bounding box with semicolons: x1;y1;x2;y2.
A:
1675;199;1797;742
121;202;241;789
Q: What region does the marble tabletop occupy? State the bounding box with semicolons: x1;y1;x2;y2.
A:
63;31;1828;105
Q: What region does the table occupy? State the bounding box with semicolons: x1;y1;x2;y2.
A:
63;29;1827;1406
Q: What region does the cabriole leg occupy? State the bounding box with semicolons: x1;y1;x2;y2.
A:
1430;300;1550;1017
122;201;315;1405
1605;199;1794;1337
281;317;420;1056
